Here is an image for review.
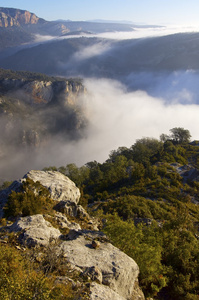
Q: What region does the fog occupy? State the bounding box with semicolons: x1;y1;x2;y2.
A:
96;25;199;40
33;25;199;43
125;70;199;104
2;25;199;181
2;75;199;183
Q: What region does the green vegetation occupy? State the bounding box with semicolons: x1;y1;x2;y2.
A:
0;240;89;299
4;178;54;218
45;127;199;299
1;127;199;299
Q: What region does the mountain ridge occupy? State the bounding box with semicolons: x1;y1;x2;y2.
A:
0;7;44;27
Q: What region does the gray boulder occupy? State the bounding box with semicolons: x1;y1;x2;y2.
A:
60;230;139;300
25;170;80;204
90;282;126;300
0;170;81;218
9;214;61;246
54;200;89;218
55;212;81;231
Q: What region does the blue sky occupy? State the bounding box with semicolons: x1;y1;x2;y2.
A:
0;0;199;25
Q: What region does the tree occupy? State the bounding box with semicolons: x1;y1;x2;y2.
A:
131;138;163;164
169;127;191;144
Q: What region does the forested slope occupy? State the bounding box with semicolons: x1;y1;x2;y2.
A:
45;128;199;299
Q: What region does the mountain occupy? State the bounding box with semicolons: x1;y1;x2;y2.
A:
2;32;199;79
0;7;44;27
0;7;137;52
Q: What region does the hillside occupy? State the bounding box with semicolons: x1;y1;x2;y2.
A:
0;170;145;300
1;128;199;299
2;32;199;79
39;128;199;300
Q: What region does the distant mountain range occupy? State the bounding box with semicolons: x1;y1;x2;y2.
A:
0;8;199;79
1;31;199;78
0;7;139;51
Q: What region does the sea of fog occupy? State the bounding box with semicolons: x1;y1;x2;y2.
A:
2;25;199;180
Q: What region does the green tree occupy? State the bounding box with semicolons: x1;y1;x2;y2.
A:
131;138;163;164
169;127;191;144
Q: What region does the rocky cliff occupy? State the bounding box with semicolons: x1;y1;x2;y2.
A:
0;7;43;27
0;76;86;106
0;70;87;159
0;170;145;300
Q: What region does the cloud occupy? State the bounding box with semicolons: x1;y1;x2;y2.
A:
73;41;112;61
96;25;199;40
32;25;199;46
1;76;199;182
78;78;199;159
125;70;199;104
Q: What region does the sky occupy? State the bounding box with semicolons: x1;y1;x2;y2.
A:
1;0;199;26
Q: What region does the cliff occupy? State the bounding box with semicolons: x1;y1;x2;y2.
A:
0;70;87;175
0;7;43;27
0;76;86;106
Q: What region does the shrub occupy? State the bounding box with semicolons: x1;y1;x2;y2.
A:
4;177;54;218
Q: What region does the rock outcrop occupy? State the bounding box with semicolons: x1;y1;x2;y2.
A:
0;77;86;106
0;8;42;27
0;170;145;300
9;214;61;246
60;230;140;300
25;170;81;204
0;170;81;218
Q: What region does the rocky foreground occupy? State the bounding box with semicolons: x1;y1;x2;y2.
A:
0;170;145;300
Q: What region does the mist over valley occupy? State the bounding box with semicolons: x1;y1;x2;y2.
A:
1;7;199;181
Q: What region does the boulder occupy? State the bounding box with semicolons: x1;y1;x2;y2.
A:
25;170;80;204
90;282;126;300
9;214;61;246
0;170;81;218
60;230;139;300
55;212;81;231
54;200;89;218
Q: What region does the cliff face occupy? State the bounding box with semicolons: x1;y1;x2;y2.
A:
0;72;87;171
0;8;42;27
0;77;86;106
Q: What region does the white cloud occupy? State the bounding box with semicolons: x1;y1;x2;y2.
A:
52;78;199;166
73;41;112;61
96;25;199;40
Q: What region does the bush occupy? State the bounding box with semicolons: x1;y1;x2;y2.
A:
4;177;54;218
0;243;75;299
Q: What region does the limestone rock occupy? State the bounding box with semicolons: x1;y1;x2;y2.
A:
60;230;139;299
90;282;126;300
9;214;61;246
55;212;81;231
54;200;89;218
82;266;103;284
24;170;80;204
131;280;145;300
0;8;41;27
0;170;81;218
